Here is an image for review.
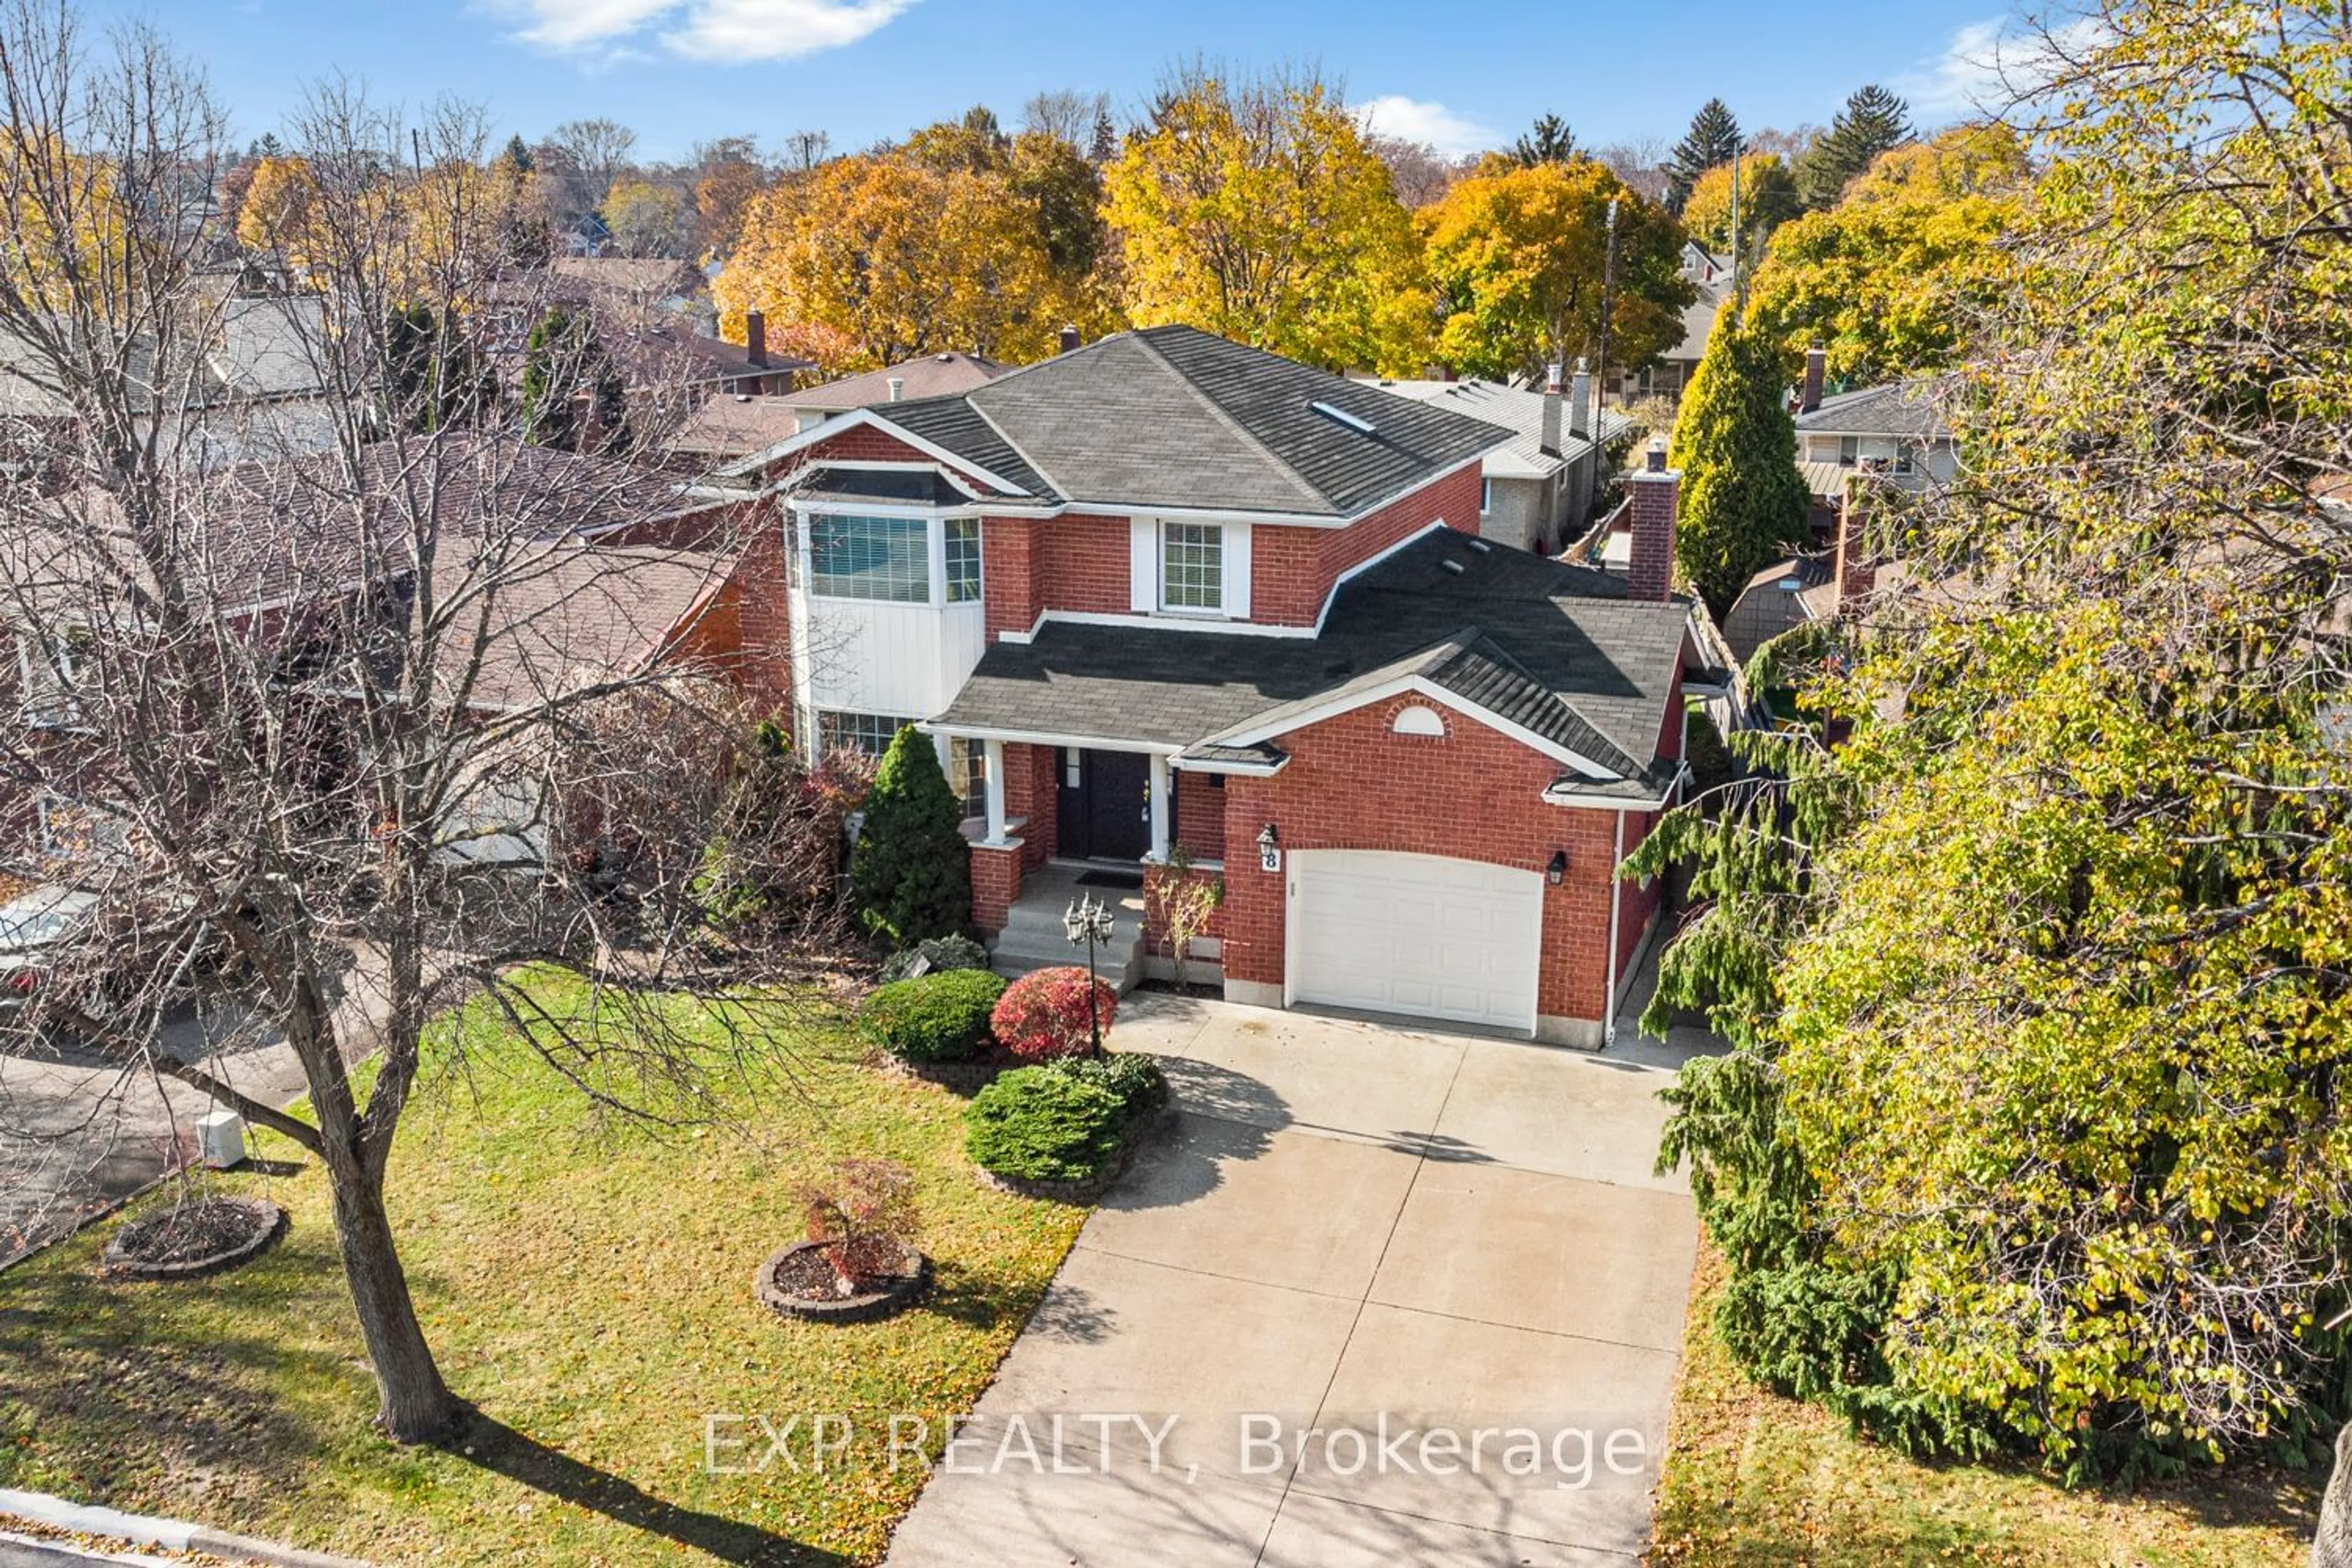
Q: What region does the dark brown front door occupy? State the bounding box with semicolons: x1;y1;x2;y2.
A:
1058;748;1151;861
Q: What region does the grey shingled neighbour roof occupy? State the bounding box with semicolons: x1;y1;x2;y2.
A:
1794;377;1955;440
1373;379;1634;481
849;326;1510;518
774;352;1008;409
932;529;1689;782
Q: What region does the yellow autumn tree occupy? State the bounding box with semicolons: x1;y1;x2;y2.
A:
1102;72;1430;374
714;151;1090;368
235;154;327;268
1743;123;2030;385
1420;159;1692;384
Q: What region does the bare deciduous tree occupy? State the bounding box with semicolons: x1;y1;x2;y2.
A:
0;2;845;1444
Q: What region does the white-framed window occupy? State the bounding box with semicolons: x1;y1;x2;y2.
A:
810;514;929;603
818;709;913;757
1479;478;1493;517
944;516;982;603
1160;521;1224;612
1837;435;1860;467
951;737;986;818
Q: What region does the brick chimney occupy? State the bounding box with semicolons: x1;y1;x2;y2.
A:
745;308;768;368
1800;346;1826;414
1540;361;1563;458
1058;323;1081;354
1833;478;1877;611
1627;437;1680;602
1568;358;1591;441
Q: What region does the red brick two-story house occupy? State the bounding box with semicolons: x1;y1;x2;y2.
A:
720;325;1701;1047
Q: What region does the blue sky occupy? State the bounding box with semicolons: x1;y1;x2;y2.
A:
102;1;2035;162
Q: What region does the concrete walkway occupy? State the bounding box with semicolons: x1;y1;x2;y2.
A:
886;992;1717;1566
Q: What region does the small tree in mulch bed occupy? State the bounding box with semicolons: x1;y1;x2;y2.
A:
992;966;1117;1062
795;1158;921;1298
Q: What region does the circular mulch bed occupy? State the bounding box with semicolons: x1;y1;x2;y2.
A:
754;1240;932;1324
103;1195;285;1281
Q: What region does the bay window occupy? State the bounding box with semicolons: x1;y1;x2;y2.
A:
811;514;929;602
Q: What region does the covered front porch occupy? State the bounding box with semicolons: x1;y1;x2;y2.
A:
984;859;1149;993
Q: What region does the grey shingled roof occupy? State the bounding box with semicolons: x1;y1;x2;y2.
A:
1794;378;1954;440
932;529;1689;782
773;352;1008;410
854;326;1509;518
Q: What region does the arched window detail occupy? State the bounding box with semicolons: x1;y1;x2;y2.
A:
1392;704;1447;738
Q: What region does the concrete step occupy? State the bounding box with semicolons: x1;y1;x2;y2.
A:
990;931;1145;994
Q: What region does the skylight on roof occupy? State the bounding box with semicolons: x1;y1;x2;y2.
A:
1311;400;1378;436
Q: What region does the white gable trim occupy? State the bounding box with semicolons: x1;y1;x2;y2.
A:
1205;673;1624;780
717;406;1033;496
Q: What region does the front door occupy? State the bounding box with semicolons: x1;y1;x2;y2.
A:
1057;748;1151;861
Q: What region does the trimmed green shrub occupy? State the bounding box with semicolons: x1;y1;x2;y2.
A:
877;934;991;985
1047;1053;1168;1125
849;726;972;944
965;1066;1125;1183
858;969;1006;1063
992;965;1117;1061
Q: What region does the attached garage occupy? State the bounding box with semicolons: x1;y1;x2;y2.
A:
1286;850;1544;1034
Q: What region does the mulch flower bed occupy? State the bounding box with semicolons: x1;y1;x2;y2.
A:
754;1239;932;1325
102;1196;286;1281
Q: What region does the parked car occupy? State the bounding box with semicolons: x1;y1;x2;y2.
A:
0;885;100;1011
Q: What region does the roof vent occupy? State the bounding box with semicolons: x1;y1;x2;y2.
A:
1311;400;1378;435
1440;559;1466;575
1465;538;1493;554
936;353;954;363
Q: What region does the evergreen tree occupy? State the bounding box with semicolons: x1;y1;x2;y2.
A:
1796;85;1913;209
1670;313;1812;614
1665;99;1743;214
1088;105;1118;164
519;306;580;450
501;134;533;176
1510;112;1575;167
850;727;972;946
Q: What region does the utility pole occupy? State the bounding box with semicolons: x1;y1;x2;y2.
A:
1594;196;1619;418
1730;137;1751;317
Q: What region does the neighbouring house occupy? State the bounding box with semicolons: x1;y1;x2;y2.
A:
667;348;1012;472
1370;363;1635;556
2;440;744;869
712;324;1710;1046
1609;243;1729;407
1791;347;1959;486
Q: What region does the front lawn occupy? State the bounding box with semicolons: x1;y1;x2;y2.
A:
0;978;1086;1565
1651;1237;2322;1565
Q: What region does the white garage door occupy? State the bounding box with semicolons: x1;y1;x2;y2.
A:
1289;851;1544;1034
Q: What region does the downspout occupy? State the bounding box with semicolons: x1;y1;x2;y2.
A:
1602;809;1626;1047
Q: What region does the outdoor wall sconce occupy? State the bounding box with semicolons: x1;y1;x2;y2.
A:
1546;850;1569;886
1257;823;1281;873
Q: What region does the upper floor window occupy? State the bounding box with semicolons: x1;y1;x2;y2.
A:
811;514;928;603
1479;479;1493;517
945;517;982;603
1161;522;1224;612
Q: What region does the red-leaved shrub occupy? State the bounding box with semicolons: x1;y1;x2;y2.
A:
991;966;1118;1061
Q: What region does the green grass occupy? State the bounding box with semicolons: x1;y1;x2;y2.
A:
1651;1237;2323;1566
0;979;1086;1565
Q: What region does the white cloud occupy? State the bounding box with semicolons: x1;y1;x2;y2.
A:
499;0;914;63
1895;15;2109;119
1352;95;1498;159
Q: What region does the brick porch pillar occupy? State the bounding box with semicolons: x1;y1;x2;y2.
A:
971;839;1023;933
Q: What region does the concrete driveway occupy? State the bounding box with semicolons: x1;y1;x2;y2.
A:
886;995;1714;1567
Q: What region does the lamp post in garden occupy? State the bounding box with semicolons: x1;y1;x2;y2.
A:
1061;894;1115;1058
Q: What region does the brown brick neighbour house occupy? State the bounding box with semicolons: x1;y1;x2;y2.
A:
709;325;1710;1047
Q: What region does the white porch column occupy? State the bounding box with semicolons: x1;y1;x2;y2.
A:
1147;752;1171;861
932;730;954;782
983;739;1008;845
